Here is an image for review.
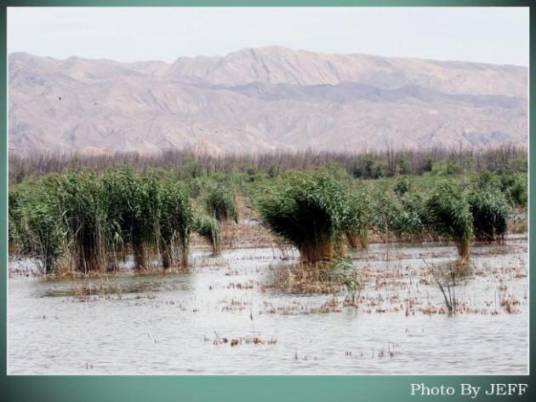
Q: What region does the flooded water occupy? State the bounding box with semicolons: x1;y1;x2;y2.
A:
8;237;529;375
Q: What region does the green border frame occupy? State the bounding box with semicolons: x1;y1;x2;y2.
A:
0;1;532;401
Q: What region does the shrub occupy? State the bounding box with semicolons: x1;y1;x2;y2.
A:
257;171;348;263
469;189;509;242
397;158;412;175
475;171;501;189
391;192;427;240
342;188;370;249
393;178;411;197
369;186;397;238
498;174;527;208
350;156;386;179
425;182;473;258
369;185;426;241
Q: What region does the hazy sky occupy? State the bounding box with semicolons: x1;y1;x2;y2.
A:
8;7;529;66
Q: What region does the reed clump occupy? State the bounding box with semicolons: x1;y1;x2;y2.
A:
101;169;160;270
158;180;194;268
9;168;195;274
371;185;427;242
469;189;509;243
203;185;239;224
257;171;350;264
424;182;473;260
9;178;66;273
193;214;221;256
342;187;371;249
56;173;107;273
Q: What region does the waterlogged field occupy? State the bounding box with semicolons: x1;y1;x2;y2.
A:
7;150;529;374
8;236;528;375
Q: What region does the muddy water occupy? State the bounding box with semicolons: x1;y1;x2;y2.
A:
8;237;528;374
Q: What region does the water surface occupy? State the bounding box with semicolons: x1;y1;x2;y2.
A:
8;238;528;374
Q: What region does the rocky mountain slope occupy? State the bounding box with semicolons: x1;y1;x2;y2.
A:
9;47;528;156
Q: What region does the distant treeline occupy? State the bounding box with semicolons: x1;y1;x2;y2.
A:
9;145;527;183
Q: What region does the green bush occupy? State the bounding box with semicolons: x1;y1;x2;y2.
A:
431;161;463;176
342;187;370;249
369;186;426;241
425;182;473;258
350;156;386;179
368;186;397;237
393;178;411;197
391;192;427;240
257;171;348;263
469;189;509;242
499;174;527;208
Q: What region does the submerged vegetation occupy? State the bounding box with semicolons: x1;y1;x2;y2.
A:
8;147;527;274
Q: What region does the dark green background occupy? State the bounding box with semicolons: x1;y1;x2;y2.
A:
0;1;532;401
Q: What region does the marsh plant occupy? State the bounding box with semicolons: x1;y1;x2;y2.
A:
9;169;198;274
101;169;160;270
57;173;107;273
203;185;239;223
9;179;66;273
194;214;221;256
425;182;473;260
257;171;351;264
469;189;509;242
158;181;194;268
8;156;526;276
342;188;371;249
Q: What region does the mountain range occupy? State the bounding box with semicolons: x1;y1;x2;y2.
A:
8;46;528;156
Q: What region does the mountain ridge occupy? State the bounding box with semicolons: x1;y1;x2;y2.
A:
9;47;528;156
